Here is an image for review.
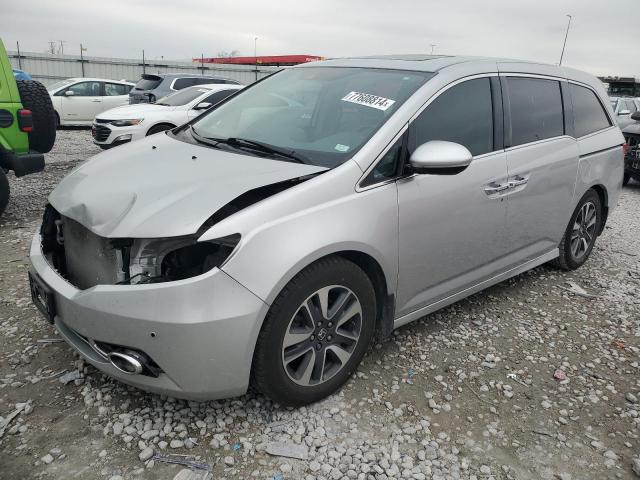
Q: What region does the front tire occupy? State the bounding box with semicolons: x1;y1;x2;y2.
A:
553;189;602;271
252;256;376;406
623;173;631;186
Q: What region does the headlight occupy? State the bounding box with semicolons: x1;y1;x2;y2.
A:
117;234;240;284
110;118;143;127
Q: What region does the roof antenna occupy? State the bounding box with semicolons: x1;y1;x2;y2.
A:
559;14;572;65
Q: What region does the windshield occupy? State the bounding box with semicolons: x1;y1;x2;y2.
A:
190;67;433;168
156;86;211;106
48;79;75;92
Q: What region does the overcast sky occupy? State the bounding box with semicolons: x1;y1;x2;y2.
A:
2;0;638;77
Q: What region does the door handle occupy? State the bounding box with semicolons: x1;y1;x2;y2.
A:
484;183;510;195
91;99;102;102
508;175;529;188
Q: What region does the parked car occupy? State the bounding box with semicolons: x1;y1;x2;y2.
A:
0;39;56;217
29;55;623;406
92;84;243;149
622;112;640;185
12;68;32;80
129;73;241;104
609;96;640;130
48;78;134;126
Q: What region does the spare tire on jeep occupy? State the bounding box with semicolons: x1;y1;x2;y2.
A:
16;80;56;154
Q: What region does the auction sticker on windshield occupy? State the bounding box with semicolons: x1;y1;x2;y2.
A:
341;91;396;111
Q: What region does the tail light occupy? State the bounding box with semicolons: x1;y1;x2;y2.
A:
17;109;33;133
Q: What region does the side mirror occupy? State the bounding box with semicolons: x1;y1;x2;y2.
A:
64;90;75;97
193;102;212;111
409;140;473;174
619;109;631;116
631;111;640;121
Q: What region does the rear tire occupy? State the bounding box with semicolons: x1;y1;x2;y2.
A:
146;123;174;136
16;80;57;153
552;189;602;271
0;169;9;218
252;256;376;406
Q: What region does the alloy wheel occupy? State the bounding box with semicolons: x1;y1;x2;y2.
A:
570;201;597;260
282;285;363;386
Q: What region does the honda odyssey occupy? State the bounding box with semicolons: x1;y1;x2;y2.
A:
29;55;624;406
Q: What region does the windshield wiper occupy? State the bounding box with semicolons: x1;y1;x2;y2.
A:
219;137;308;164
188;128;307;164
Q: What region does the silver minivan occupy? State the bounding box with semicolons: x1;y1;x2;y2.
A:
29;56;624;405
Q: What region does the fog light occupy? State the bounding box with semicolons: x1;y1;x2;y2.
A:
114;134;132;143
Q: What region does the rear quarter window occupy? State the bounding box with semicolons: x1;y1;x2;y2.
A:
506;77;564;146
173;78;198;90
569;84;612;138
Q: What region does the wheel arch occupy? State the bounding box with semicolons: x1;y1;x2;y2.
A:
256;248;396;340
146;122;176;136
589;184;608;235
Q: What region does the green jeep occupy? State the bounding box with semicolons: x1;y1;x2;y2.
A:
0;38;56;217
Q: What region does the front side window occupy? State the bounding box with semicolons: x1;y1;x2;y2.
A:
65;81;102;97
570;84;611;138
362;136;404;186
624;100;637;113
409;77;494;156
105;83;131;96
507;77;564;146
189;67;433;168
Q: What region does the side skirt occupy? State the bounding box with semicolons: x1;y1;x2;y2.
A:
393;248;559;329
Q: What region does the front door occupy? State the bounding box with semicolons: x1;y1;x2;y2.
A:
59;81;103;123
396;77;510;317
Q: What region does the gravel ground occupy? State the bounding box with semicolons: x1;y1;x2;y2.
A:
0;129;639;480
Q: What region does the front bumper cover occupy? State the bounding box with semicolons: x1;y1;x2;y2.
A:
29;232;268;400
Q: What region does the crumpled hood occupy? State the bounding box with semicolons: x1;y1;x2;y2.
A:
49;133;327;238
96;103;174;120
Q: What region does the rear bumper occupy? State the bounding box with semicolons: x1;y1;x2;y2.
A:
0;148;44;177
29;232;269;400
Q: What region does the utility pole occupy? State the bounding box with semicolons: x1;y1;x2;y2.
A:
80;44;86;77
430;44;437;55
559;14;572;65
16;41;22;69
201;53;204;75
254;36;258;82
142;49;146;74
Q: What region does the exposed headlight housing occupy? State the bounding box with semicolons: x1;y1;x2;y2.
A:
116;234;240;285
110;118;143;127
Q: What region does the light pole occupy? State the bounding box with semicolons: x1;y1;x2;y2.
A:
430;44;436;55
254;36;258;58
559;14;572;65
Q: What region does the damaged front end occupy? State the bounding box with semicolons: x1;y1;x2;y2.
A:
41;204;240;289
